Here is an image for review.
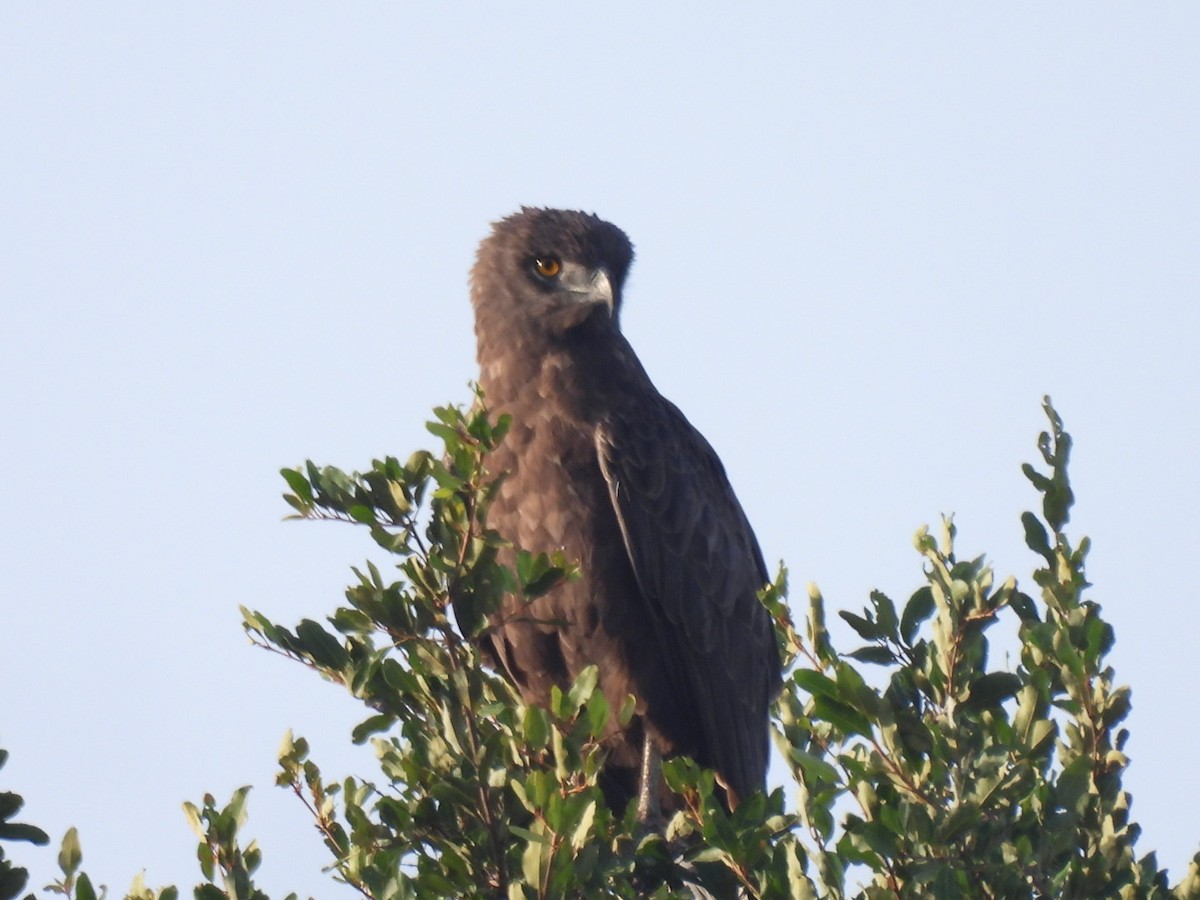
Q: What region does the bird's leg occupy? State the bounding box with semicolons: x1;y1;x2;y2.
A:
636;730;662;826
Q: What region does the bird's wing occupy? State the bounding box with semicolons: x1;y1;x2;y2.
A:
595;398;781;801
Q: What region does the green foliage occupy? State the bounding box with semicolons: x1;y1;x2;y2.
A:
774;398;1200;898
244;394;1197;897
251;400;800;897
182;789;290;900
39;797;272;900
8;394;1200;897
42;828;99;900
1;747;50;900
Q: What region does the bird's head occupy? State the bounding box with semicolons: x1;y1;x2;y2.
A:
471;207;635;336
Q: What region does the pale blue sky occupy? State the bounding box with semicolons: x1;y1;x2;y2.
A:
2;5;1197;896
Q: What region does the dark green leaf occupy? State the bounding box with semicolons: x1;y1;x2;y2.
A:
523;567;567;599
792;669;840;701
295;619;349;669
1102;686;1132;729
351;714;395;744
1021;511;1053;562
75;873;98;900
0;791;21;821
839;610;882;641
870;590;898;639
1022;462;1052;494
847;645;897;665
0;867;29;900
1009;590;1040;622
0;821;49;844
965;671;1024;710
811;695;873;737
788;748;840;784
280;467;313;503
900;586;935;644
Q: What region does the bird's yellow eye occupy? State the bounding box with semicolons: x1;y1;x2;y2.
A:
532;257;562;279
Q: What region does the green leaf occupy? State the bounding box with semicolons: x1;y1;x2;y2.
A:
857;820;901;860
788;748;840;784
847;645;897;665
900;586;935;644
965;671;1024;710
1021;511;1053;562
807;583;835;665
870;590;899;639
839;610;882;641
566;665;599;712
0;867;29;900
1013;684;1039;740
584;689;609;738
75;872;98;900
617;693;637;727
0;790;21;821
1009;590;1040;622
1028;718;1057;754
351;714;394;744
570;799;598;852
792;669;840;701
1102;685;1132;729
347;503;376;524
524;567;568;599
523;705;549;748
516;822;551;887
0;821;49;844
689;846;729;864
811;695;873;737
295;619;349;669
58;826;82;877
1056;758;1092;814
182;801;204;839
834;661;880;717
280;467;313;502
1021;461;1052;493
425;421;460;444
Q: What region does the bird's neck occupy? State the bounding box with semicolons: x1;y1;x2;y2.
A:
476;316;652;422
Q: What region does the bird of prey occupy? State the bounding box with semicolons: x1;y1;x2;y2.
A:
468;207;781;815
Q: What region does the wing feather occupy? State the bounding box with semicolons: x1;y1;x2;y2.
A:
595;398;781;801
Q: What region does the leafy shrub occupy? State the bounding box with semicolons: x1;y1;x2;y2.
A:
8;397;1198;898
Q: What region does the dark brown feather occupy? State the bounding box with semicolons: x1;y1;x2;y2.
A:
468;207;782;808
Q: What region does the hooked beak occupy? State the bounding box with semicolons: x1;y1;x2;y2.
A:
561;263;614;316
